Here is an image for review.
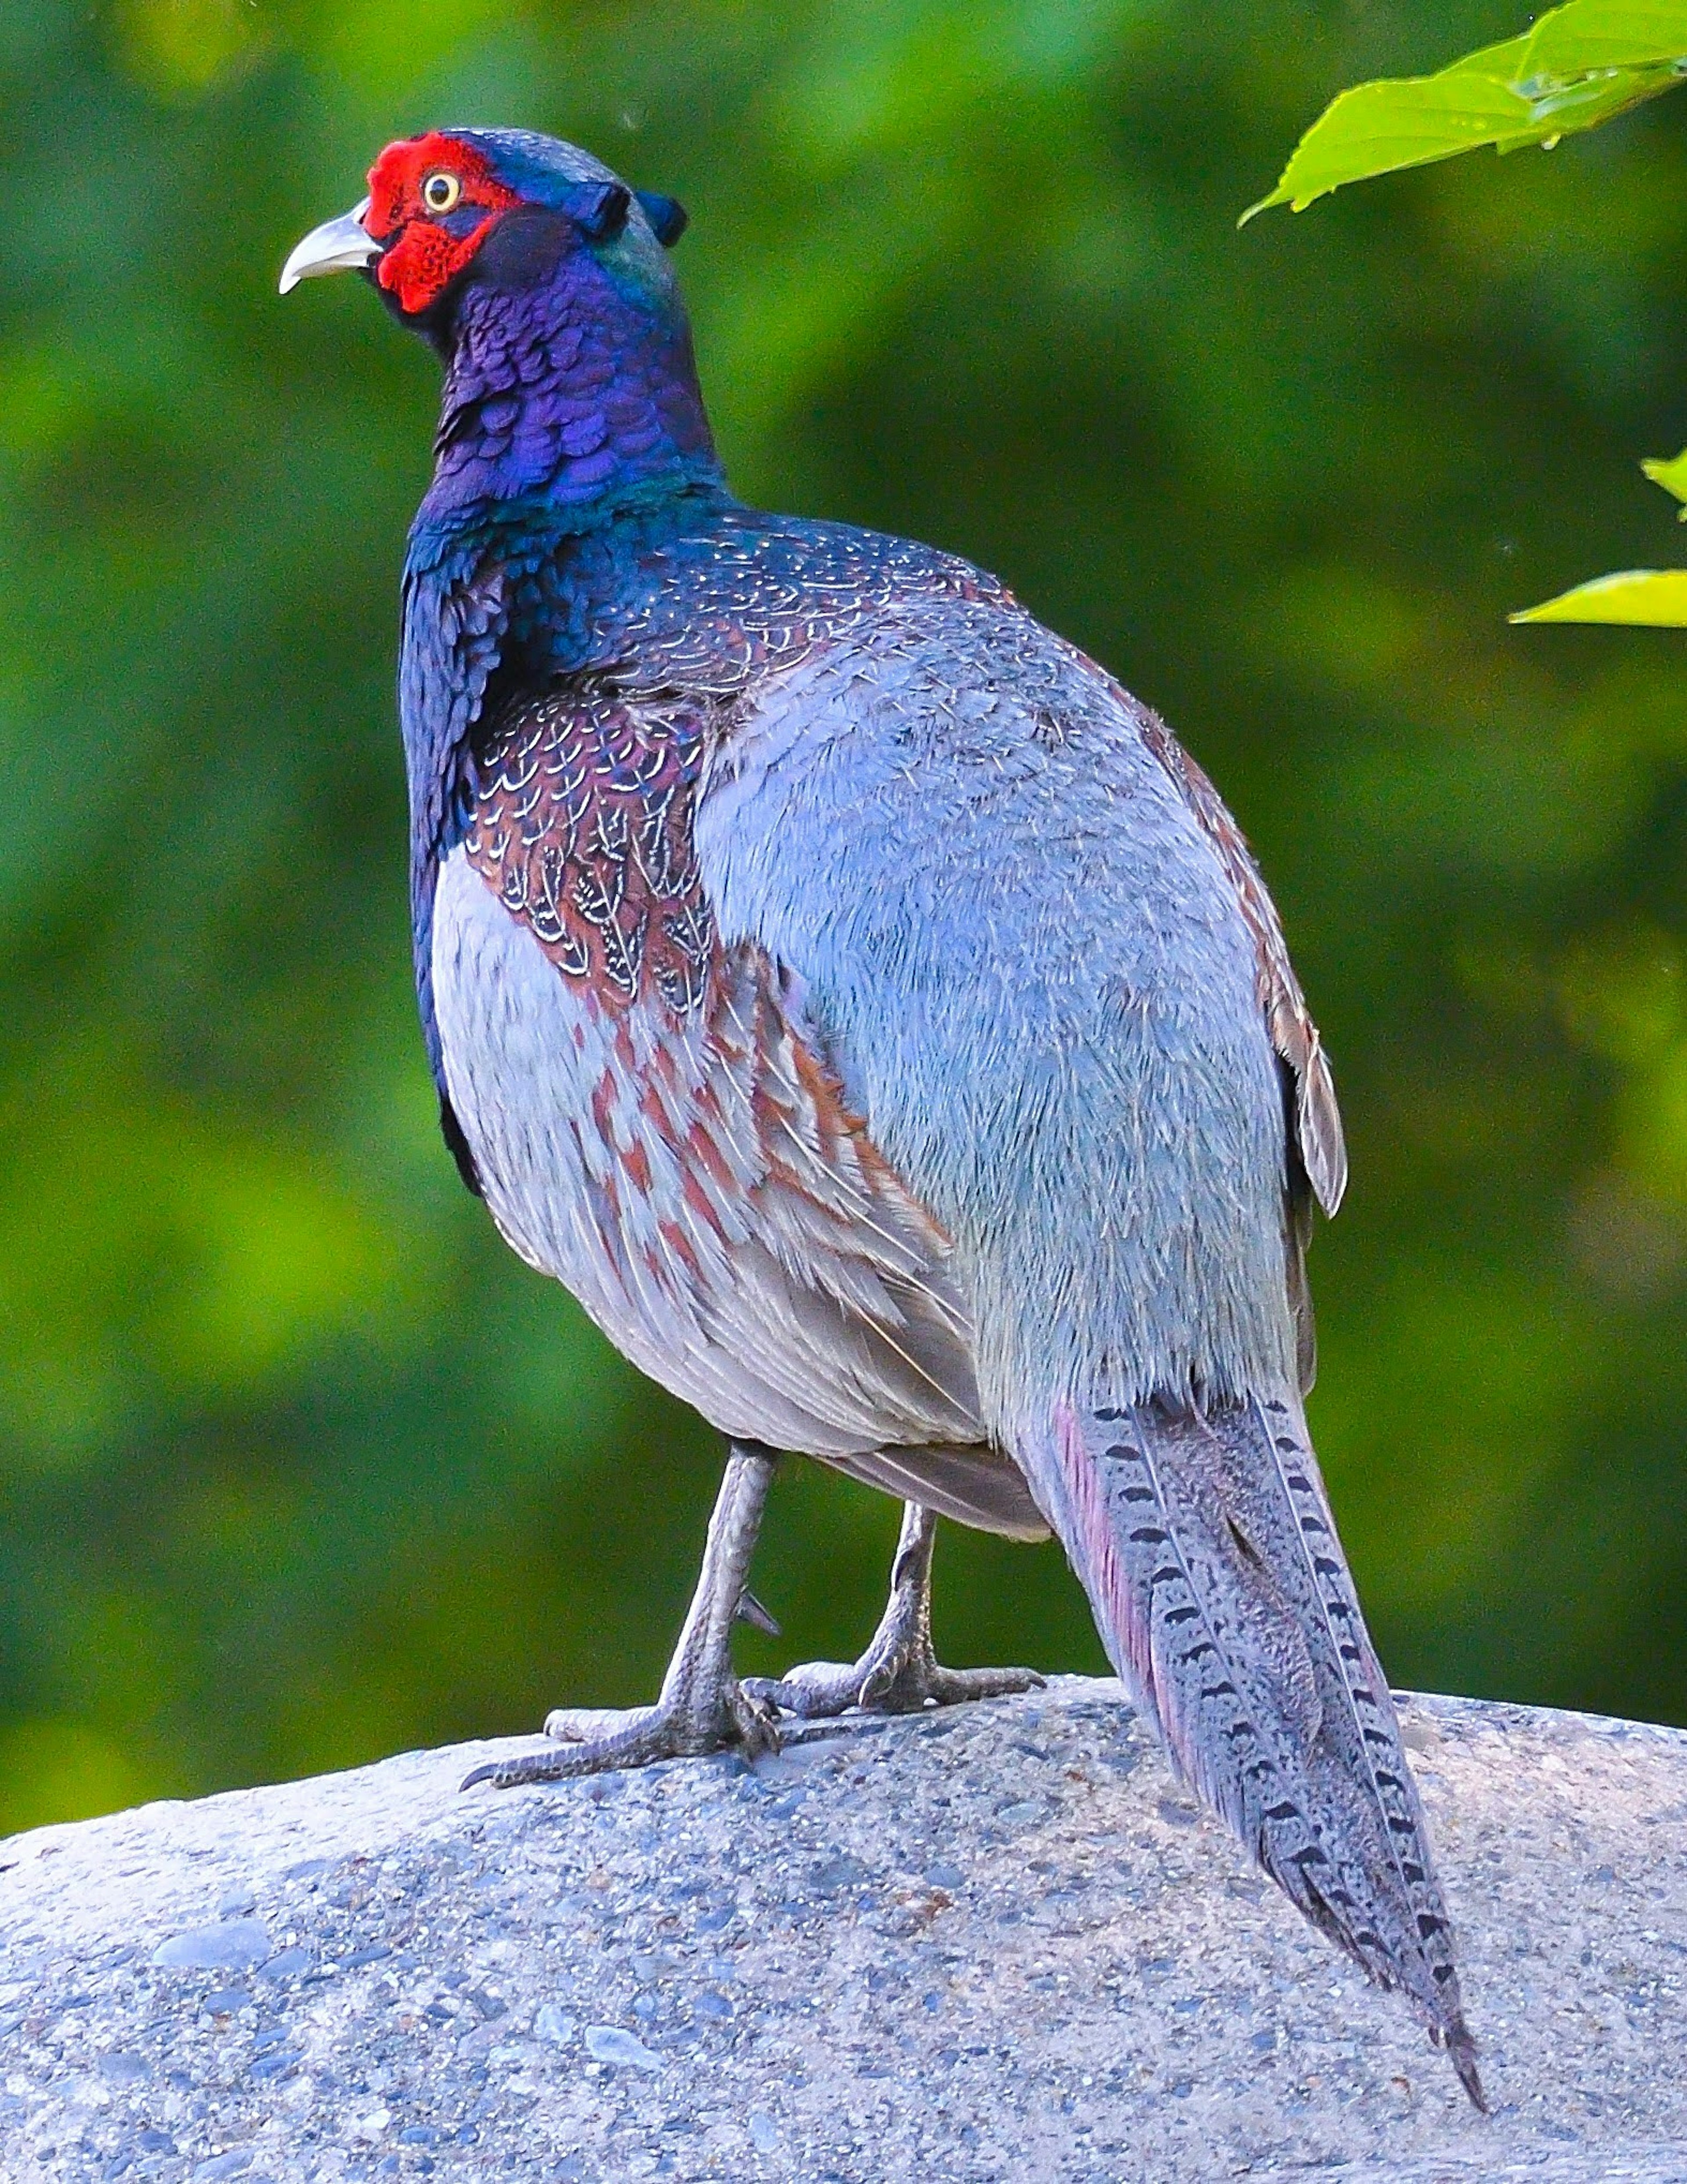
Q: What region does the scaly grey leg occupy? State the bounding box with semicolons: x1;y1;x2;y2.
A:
462;1441;781;1790
746;1501;1044;1720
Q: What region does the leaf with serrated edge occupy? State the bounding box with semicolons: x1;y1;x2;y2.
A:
1511;570;1687;625
1241;67;1536;220
1242;7;1687;219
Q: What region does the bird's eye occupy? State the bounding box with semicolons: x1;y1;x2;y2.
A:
421;171;462;215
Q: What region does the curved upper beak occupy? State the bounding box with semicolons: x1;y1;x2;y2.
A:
279;200;377;295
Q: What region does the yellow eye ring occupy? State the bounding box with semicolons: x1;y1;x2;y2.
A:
421;171;462;215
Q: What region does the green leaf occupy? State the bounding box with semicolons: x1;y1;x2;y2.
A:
1641;447;1687;514
1242;1;1687;220
1241;62;1536;219
1519;58;1685;130
1510;570;1687;624
1520;0;1687;80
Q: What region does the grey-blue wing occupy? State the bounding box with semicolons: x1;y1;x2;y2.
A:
693;588;1329;1427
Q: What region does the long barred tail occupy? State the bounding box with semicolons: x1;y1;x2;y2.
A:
1021;1389;1484;2109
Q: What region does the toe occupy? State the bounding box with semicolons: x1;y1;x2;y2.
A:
924;1665;1045;1704
743;1664;861;1719
544;1705;648;1743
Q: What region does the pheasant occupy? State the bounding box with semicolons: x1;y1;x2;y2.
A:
282;128;1483;2103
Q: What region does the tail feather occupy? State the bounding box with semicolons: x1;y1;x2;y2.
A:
1026;1390;1484;2110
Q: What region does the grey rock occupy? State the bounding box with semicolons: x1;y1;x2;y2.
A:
152;1919;269;1972
96;2052;148;2083
583;2023;662;2070
0;1678;1684;2181
253;1948;309;1981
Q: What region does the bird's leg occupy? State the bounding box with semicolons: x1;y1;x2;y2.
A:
745;1500;1044;1720
462;1441;781;1791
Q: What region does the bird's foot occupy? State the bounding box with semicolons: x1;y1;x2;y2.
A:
748;1498;1044;1721
461;1440;783;1792
746;1632;1043;1722
461;1675;779;1792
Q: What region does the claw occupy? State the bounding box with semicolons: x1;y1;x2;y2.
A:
735;1586;782;1638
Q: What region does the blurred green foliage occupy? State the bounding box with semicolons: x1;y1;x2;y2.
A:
5;0;1687;1832
1249;2;1687;625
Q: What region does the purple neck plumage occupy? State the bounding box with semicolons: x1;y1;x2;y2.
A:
416;250;724;528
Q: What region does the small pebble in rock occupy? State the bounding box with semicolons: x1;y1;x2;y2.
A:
748;2111;778;2153
584;2024;662;2071
98;2052;149;2082
693;1992;732;2021
203;1989;252;2016
809;1854;867;1894
153;1921;270;1973
216;1889;256;1919
533;2003;575;2044
257;1948;311;1981
193;2152;253;2182
925;1863;964;1890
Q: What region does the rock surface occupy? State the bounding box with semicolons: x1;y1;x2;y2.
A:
0;1676;1683;2182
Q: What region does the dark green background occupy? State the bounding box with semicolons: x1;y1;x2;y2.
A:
3;0;1685;1831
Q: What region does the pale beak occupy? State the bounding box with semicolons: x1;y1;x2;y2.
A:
279;199;378;295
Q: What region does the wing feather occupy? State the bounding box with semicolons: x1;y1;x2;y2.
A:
1135;710;1347;1218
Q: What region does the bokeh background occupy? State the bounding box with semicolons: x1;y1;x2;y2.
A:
3;0;1686;1832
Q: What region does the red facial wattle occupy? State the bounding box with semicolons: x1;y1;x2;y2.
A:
363;132;521;317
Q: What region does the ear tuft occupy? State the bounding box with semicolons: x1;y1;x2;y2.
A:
564;179;632;243
636;190;688;247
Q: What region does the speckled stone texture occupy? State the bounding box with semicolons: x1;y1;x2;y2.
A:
1;1677;1683;2183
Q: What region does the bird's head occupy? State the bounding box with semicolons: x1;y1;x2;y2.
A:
281;129;715;515
280;127;688;335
